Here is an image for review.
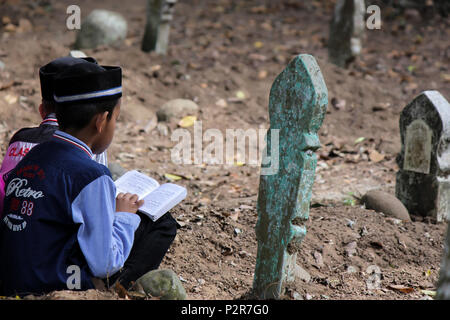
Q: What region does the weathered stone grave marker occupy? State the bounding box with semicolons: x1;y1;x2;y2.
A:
142;0;177;54
252;54;328;299
395;91;450;222
74;10;127;50
328;0;365;68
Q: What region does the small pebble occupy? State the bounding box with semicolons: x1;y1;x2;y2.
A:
292;291;303;300
346;218;355;229
347;266;357;274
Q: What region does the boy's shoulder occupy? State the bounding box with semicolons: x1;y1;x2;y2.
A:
9;125;58;146
23;138;112;182
14;140;112;200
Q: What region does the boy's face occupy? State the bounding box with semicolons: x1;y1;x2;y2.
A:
92;99;121;154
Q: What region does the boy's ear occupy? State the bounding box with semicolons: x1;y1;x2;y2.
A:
95;111;109;133
38;103;45;120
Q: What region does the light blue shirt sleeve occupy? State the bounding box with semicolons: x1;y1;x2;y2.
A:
71;175;141;278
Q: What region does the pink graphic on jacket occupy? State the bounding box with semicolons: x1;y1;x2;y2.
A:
0;141;37;217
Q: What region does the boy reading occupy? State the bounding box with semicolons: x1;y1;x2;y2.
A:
0;61;177;296
0;56;107;218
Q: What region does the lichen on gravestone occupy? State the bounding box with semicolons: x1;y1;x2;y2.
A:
252;54;328;299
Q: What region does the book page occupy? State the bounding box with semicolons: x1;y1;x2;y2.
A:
140;183;187;221
114;170;160;199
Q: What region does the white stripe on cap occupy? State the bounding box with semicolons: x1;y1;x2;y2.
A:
53;86;122;103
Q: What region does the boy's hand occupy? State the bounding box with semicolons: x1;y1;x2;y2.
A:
116;193;144;214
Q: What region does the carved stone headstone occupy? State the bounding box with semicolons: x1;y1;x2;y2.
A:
142;0;177;54
395;91;450;222
328;0;366;67
74;10;127;50
252;54;328;299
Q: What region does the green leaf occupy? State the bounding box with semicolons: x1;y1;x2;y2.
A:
354;137;365;145
420;290;436;297
343;198;356;206
164;173;182;181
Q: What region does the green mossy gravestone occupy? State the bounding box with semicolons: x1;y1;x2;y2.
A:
142;0;177;54
252;54;328;299
328;0;366;68
395;91;450;222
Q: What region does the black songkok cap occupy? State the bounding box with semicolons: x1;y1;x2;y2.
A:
53;62;122;104
39;56;98;102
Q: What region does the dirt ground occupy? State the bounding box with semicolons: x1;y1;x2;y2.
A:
0;0;449;300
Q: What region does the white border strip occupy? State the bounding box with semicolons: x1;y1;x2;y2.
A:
53;133;93;158
54;86;122;103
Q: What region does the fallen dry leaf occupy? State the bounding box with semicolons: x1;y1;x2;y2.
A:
372;102;391;112
387;50;401;59
4;23;16;32
261;22;272;31
388;284;414;294
258;70;268;79
0;80;14;91
249;53;268;61
4;94;17;104
404;82;418;91
369;149;385;163
441;73;450;83
253;41;264;49
150;64;161;72
199;197;211;205
114;282;130;299
124;38;134;47
420;289;436;297
387;69;400;79
215;99;227;107
354;137;365;145
250;5;267;14
178;115;197;128
235;90;246;100
164;173;182;181
2;16;11;25
17;18;32;33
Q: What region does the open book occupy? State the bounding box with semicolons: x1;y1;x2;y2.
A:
114;170;187;222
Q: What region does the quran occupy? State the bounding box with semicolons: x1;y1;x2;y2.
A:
114;170;187;221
